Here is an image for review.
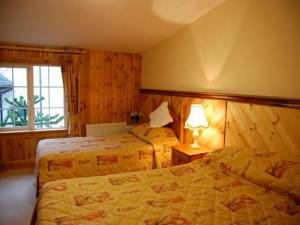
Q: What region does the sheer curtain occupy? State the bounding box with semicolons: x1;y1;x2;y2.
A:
60;55;81;137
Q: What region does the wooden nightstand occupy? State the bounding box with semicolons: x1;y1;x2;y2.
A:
172;144;213;166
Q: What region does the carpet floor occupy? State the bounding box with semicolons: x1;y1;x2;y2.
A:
0;168;36;225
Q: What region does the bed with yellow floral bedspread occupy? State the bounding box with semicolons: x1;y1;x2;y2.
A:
36;124;179;189
34;146;300;225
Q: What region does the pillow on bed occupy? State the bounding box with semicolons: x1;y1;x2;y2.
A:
149;101;173;128
131;123;178;143
203;146;300;201
130;123;150;137
131;123;179;168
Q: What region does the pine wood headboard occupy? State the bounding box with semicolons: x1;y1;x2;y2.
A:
139;89;300;152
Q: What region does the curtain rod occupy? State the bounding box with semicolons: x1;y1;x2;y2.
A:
0;44;85;54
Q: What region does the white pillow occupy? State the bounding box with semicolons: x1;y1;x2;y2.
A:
149;101;173;128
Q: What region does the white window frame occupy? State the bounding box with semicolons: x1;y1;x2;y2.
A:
0;63;67;131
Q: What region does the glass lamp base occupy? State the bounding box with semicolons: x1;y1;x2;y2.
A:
191;129;200;148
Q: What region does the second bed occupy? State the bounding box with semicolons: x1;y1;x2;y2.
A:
36;123;179;189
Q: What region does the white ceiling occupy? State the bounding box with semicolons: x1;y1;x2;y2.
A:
0;0;226;52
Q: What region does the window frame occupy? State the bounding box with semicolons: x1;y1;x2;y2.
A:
0;63;67;131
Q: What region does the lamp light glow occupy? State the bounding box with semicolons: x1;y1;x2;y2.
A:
185;104;208;148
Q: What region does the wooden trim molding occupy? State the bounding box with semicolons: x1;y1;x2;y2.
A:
0;43;85;54
140;89;300;108
0;128;68;137
0;161;35;171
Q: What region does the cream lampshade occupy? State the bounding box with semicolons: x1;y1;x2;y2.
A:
184;104;208;148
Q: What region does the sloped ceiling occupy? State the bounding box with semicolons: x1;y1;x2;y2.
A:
0;0;226;52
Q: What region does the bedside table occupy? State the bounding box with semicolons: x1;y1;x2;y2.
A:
172;144;213;166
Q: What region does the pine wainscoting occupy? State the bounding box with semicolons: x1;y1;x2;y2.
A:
139;89;300;153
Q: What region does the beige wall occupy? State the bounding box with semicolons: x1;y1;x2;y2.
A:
142;0;300;98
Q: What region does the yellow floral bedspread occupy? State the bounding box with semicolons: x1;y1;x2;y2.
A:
36;130;178;189
35;159;300;225
204;146;300;201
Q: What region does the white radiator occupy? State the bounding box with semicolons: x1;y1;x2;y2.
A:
86;122;128;137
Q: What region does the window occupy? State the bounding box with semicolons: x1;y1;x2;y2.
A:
0;64;66;130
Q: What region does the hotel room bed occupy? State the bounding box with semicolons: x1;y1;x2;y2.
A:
36;124;179;189
33;146;300;225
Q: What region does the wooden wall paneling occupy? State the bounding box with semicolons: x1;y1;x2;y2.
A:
0;47;142;135
112;52;136;123
139;94;155;123
91;51;98;123
225;102;300;154
98;53;105;122
129;54;139;124
123;54;133;124
103;52;114;123
139;90;300;155
0;130;68;170
82;51;141;128
138;94;226;148
168;96;184;143
6;138;16;161
95;51;104;123
133;54;142;118
130;54;142;123
152;95;171;109
0;140;6;163
139;94;172;123
7;138;25;161
88;50;97;123
0;46;142;169
127;54;134;123
121;53;129;122
123;54;129;123
26;137;37;160
0;140;2;163
0;48;63;64
112;53;120;122
199;99;226;149
113;53;126;122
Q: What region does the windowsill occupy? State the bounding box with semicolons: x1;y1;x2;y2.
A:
0;128;68;136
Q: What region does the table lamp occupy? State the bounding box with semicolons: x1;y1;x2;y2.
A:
184;104;208;148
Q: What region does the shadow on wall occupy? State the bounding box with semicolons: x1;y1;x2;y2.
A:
142;0;300;98
190;0;250;83
148;0;236;88
142;0;250;91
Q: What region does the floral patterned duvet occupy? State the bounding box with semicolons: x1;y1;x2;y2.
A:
36;126;179;189
34;152;300;225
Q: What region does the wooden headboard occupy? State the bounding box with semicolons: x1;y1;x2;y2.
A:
139;91;226;149
225;102;300;154
138;93;183;141
139;89;300;153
